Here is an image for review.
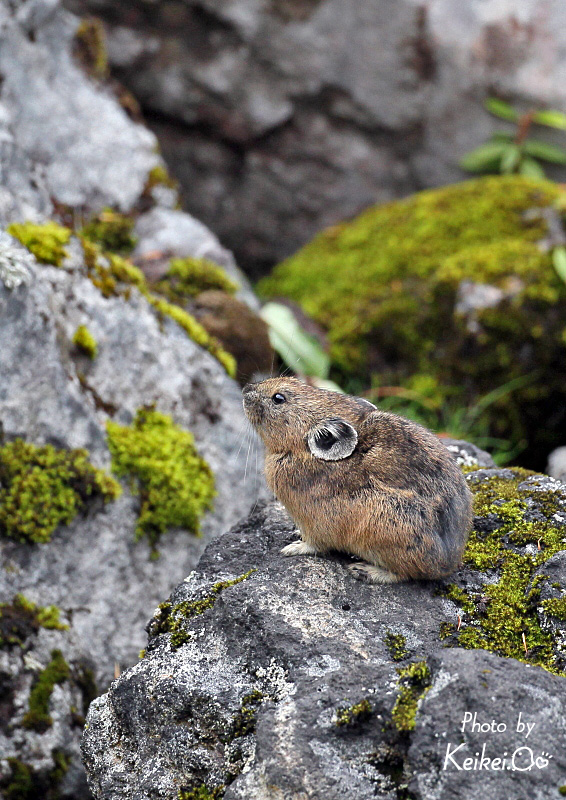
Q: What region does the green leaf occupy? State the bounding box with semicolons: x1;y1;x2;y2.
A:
459;141;508;173
260;302;330;379
532;109;566;130
552;246;566;285
492;131;515;142
522;139;566;164
500;145;521;174
518;157;546;179
484;98;519;122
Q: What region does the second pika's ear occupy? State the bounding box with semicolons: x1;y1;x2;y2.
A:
306;418;358;461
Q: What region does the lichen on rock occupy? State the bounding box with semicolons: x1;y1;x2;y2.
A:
0;439;121;544
106;408;216;552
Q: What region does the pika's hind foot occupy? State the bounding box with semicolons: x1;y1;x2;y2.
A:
348;562;403;584
281;540;318;557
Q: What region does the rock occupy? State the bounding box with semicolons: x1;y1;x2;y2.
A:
440;438;495;470
133;207;258;310
547;446;566;483
0;0;158;218
62;0;566;272
82;462;566;799
0;234;265;797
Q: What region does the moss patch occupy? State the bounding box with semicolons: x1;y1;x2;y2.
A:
153;570;255;648
80;209;136;255
2;751;70;800
72;324;98;359
443;468;566;674
106;408;215;552
383;632;409;662
81;242;236;377
178;786;224;800
232;689;264;737
152;257;239;301
542;598;566;620
0;594;67;649
22;649;70;732
73;17;108;80
259;176;566;465
8;222;71;267
391;661;431;732
335;698;372;727
0;439;121;544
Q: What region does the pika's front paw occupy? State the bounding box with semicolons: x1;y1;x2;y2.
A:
347;562;403;584
281;540;318;557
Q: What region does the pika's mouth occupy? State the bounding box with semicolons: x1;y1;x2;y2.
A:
242;385;264;426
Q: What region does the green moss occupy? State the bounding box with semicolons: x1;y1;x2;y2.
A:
443;468;566;674
80;209;136;255
8;222;71;266
106;408;216;551
80;241;236;377
178;786;224;800
559;786;566;796
383;632;409;662
74;664;98;718
153;257;239;301
0;594;67;648
391;661;431;732
149;295;237;378
542;597;566;620
0;439;121;544
3;760;35;800
147;164;178;191
72;325;98;359
335;698;372;727
232;689;264;737
73;17;108;80
22;649;70;731
154;571;255;648
259;176;566;464
49;750;70;786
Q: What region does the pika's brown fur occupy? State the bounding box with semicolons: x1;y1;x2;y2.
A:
243;377;472;583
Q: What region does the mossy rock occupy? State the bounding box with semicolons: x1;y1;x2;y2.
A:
0;439;121;544
106;407;216;553
259;176;566;466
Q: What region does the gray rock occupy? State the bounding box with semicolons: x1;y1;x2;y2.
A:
0;0;159;220
82;468;566;799
441;438;495;469
547;446;566;483
63;0;566;272
0;241;265;797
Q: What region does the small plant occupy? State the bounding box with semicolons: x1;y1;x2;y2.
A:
461;98;566;178
259;302;342;391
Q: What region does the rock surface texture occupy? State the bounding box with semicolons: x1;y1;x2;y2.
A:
64;0;566;272
82;443;566;800
0;1;264;796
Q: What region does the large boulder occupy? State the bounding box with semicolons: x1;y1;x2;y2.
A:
82;449;566;799
63;0;566;272
259;175;566;469
0;227;265;798
0;0;265;795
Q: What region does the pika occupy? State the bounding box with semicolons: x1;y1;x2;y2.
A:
243;377;472;584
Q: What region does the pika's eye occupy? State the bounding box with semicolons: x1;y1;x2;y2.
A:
272;393;286;404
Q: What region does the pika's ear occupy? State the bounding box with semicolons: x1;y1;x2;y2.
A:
306;418;358;461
